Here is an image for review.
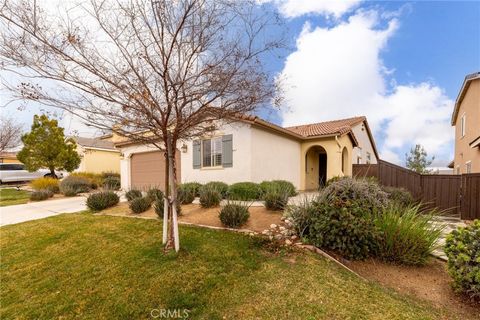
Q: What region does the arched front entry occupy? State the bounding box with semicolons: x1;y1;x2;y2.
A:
342;147;349;175
305;145;328;190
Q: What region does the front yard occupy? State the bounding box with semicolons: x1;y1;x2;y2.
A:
0;213;459;319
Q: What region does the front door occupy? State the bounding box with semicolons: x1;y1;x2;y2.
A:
318;153;327;187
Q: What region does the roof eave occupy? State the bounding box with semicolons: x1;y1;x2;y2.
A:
451;72;480;125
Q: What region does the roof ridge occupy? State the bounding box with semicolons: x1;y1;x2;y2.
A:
284;116;366;129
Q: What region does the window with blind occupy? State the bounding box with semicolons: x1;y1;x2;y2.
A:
202;137;222;167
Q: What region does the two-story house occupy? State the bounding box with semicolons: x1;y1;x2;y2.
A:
449;72;480;174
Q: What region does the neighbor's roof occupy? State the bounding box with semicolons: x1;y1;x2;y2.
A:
451;71;480;125
73;136;117;151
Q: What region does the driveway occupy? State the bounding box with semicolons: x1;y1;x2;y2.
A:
0;196;88;227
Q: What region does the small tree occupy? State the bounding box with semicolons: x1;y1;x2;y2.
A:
17;114;81;176
0;115;23;153
405;144;434;174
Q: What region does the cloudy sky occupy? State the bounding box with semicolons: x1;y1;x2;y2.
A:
1;0;479;166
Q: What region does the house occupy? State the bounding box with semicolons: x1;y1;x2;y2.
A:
73;137;121;174
0;152;20;164
449;72;480;174
115;115;378;191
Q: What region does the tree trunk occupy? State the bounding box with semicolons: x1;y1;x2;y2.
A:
162;150;169;246
49;167;56;178
167;133;180;252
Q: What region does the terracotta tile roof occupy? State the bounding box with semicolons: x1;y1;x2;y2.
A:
284;116;366;138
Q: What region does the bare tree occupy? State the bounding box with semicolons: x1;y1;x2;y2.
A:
0;0;283;251
0;115;23;153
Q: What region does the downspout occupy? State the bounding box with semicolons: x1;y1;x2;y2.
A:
335;135;341;149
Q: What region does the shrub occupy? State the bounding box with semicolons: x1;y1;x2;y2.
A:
445;220;480;300
30;190;53;201
219;202;250;228
31;177;59;193
86;191;119;211
61;186;78;197
101;171;120;180
129;197;151;214
69;172;103;189
264;188;289;211
178;184;196;204
374;203;444;265
199;185;221;208
228;182;262;200
308;199;380;260
103;176;121;190
382;186;414;207
318;177;389;214
153;197;182;218
260;180;297;197
146;188;164;203
126;189;142;201
284;197;318;238
60;175;90;194
202;181;228;198
181;182;203;196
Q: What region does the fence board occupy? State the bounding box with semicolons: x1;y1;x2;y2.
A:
421;175;460;214
461;173;480;220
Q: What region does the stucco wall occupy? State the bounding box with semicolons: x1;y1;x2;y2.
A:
250;126;302;189
351;123;378;165
454;79;480;173
180;122;253;184
77;147;121;174
300;134;353;190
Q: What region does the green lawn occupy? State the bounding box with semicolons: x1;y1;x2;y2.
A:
0;188;30;206
0;213;456;319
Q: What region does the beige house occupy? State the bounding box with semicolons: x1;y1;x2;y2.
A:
0;152;21;164
115;115;378;191
73;137;121;174
449;72;480;174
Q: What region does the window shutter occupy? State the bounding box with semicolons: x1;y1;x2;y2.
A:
222;134;233;168
193;140;201;169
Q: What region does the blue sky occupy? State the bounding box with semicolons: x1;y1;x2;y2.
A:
2;0;479;167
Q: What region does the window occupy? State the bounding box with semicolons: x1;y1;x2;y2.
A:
466;161;472;174
366;152;371;164
202;137;222;167
461;114;466;137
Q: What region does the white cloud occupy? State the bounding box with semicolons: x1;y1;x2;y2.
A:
261;0;362;18
278;10;454;165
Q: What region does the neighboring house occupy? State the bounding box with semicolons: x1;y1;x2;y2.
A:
0;152;20;164
73;137;121;174
115;115;378;191
449;72;480;174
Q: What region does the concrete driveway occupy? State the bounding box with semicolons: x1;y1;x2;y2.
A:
0;196;88;227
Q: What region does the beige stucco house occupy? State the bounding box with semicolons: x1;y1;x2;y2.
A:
115;115;378;191
449;72;480;174
0;152;21;164
73;137;121;174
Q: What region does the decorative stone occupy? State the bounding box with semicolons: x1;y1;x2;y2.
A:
274;234;283;240
285;239;292;245
270;224;277;229
279;226;286;231
262;230;269;235
291;235;298;240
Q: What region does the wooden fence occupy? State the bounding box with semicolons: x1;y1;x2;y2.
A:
353;160;480;220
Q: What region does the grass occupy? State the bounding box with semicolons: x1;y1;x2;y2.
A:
0;188;31;206
0;213;455;319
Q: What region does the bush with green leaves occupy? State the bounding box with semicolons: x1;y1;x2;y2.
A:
178;184;196;204
153;197;182;217
374;203;444;265
69;172;103;189
308;198;380;260
219;202;250;228
86;191;119;211
146;188;164;203
228;182;262;200
60;175;90;194
103;176;121;190
181;182;203;196
318;177;389;214
129;197;151;214
101;171;120;180
445;220;480;300
199;185;221;208
202;181;228;198
30;190;53;201
264;188;290;211
260;180;296;197
126;189;142;201
284;197;318;238
31;177;60;193
382;186;414;208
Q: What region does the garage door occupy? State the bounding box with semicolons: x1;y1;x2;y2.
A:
130;150;181;190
